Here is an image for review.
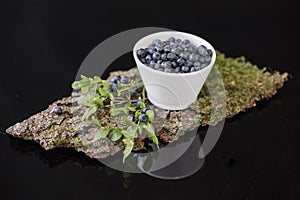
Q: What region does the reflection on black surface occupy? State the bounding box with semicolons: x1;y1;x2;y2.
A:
8;135;105;169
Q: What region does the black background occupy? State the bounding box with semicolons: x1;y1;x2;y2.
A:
0;0;299;199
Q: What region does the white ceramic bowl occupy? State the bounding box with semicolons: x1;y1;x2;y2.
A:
133;31;216;110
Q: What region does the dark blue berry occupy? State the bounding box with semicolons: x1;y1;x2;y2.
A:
193;61;201;68
174;67;181;73
136;100;144;109
171;61;177;68
164;45;171;52
120;76;129;84
152;52;161;60
190;67;196;72
140;58;146;63
207;49;213;57
110;76;121;84
79;126;89;135
185;60;193;68
161;53;167;61
145;54;152;63
53;107;62;115
167;52;176;61
147;48;156;55
181;66;190;73
189;53;199;62
163;61;172;68
138;114;148;122
164;68;173;73
130;88;137;97
157;60;163;65
142;108;150;114
168;37;175;42
176;57;185;66
137;49;147;58
110;83;118;92
204;55;212;63
197;45;208;56
154;63;160;70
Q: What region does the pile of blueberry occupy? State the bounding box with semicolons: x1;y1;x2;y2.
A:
136;37;213;73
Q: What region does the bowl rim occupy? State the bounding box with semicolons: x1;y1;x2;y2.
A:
133;31;216;77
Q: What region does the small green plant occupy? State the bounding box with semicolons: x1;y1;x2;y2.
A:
72;75;157;162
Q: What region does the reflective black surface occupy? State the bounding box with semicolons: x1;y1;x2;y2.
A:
1;0;299;199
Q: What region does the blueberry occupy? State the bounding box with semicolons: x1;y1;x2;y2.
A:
145;54;152;63
189;53;199;62
207;49;213;57
171;61;177;68
197;45;208;56
121;91;129;98
176;57;185;66
183;39;190;44
110;76;121;84
157;60;163;65
130;88;137;97
199;56;205;63
120;75;129;84
193;61;201;68
175;39;182;44
110;83;118;92
140;58;146;63
163;61;172;68
194;66;201;71
204;55;212;63
138;113;148;122
171;48;180;55
79;126;89;135
147;48;156;55
155;46;163;52
164;68;173;73
154;63;160;70
136;100;144;109
161;53;167;61
174;67;181;73
149;60;156;66
152;52;161;60
185;60;193;68
180;52;189;59
137;49;147;58
190;67;196;72
153;39;162;45
168;37;175;42
181;66;190;73
164;45;171;52
167;52;176;61
53;107;62;115
142;108;150;114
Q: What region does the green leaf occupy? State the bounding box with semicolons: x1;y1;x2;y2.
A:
121;115;133;126
111;129;123;141
98;87;107;96
109;108;125;116
81;86;89;94
138;123;143;135
93;97;104;106
95;128;110;140
127;106;136;112
91;117;101;127
143;123;158;145
139;102;146;109
146;110;154;122
82;106;98;120
122;138;134;163
81;75;88;79
108;92;115;101
126;125;138;137
142;87;146;101
71;81;81;90
134;110;141;121
121;129;136;138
